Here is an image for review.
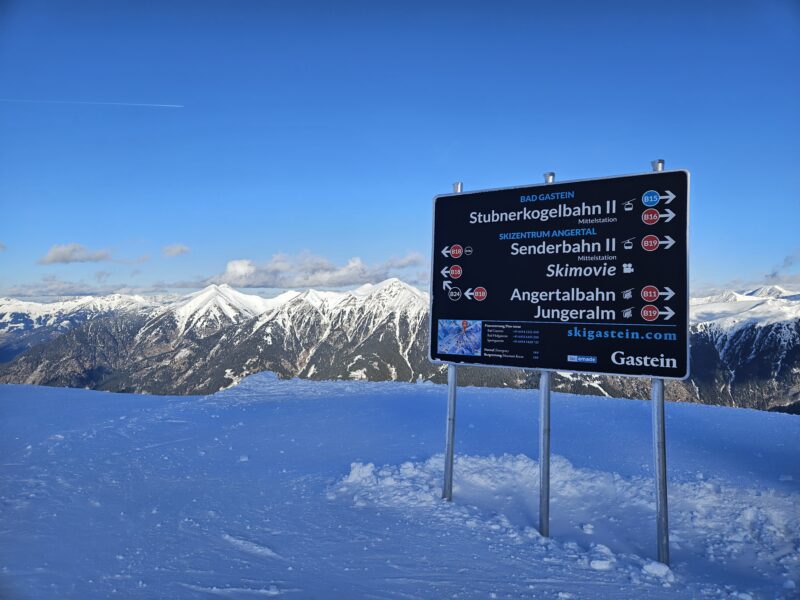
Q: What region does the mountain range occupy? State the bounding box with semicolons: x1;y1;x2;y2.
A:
1;279;799;411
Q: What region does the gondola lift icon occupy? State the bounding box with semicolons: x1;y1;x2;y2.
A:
623;238;635;250
623;199;635;212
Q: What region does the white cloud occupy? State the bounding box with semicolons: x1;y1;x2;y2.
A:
215;251;425;288
38;243;110;265
1;275;173;299
223;259;257;280
163;244;190;257
4;276;113;298
3;250;428;298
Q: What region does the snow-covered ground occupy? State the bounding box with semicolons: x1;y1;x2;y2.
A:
1;373;798;599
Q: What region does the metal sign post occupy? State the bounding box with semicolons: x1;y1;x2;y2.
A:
442;181;463;501
650;159;670;565
539;171;555;537
538;369;551;536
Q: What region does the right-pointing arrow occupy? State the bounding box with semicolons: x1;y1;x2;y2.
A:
658;235;676;249
660;190;676;204
659;306;675;320
660;208;676;223
660;287;675;301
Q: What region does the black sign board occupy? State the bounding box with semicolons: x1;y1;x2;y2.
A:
429;171;690;379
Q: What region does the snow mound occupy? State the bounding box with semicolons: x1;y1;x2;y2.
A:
332;452;800;590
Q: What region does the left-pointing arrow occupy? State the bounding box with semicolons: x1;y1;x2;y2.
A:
440;266;451;278
464;288;474;300
441;246;451;257
443;280;453;291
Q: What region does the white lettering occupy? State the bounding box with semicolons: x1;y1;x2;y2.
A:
611;351;678;369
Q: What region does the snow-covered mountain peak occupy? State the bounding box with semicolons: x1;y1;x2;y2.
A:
351;278;427;315
691;290;751;306
286;279;426;313
352;277;403;296
169;284;277;335
743;285;800;299
262;290;302;311
0;294;153;326
691;287;800;331
74;294;156;313
296;289;348;311
354;278;425;298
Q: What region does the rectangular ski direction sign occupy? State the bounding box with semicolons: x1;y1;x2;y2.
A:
429;170;690;379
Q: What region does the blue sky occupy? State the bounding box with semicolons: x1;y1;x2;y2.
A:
1;0;798;298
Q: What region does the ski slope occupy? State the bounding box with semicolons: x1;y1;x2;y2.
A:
1;373;798;599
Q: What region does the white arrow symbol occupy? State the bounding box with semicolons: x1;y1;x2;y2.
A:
440;266;451;277
660;190;676;204
659;208;676;223
464;288;474;300
658;235;676;249
441;246;451;257
443;280;452;291
659;287;675;301
658;306;675;320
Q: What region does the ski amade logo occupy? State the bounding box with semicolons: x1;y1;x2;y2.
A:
611;350;677;369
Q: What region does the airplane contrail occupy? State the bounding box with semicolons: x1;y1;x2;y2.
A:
0;98;184;108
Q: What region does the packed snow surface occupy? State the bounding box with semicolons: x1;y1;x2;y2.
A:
1;373;798;599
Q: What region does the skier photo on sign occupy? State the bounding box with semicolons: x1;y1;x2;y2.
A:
437;319;482;356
